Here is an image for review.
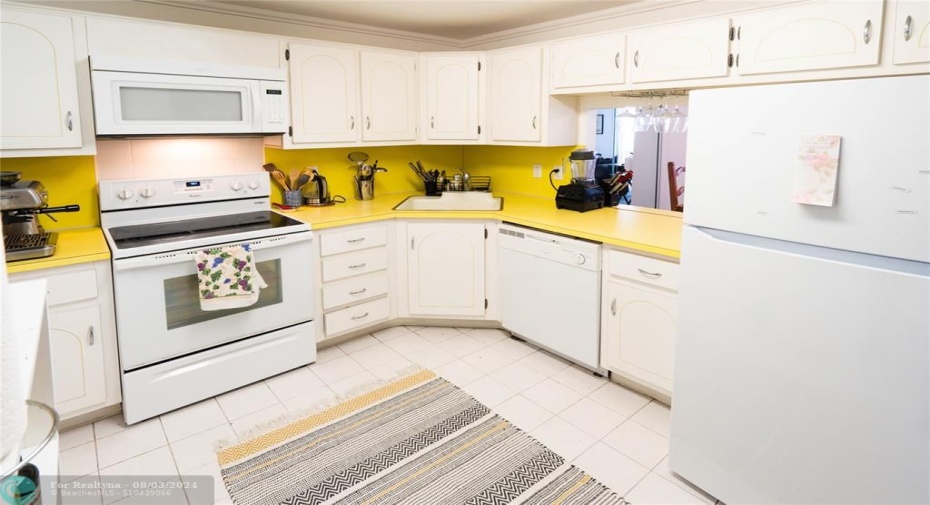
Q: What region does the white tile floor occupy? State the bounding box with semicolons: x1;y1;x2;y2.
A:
58;326;719;505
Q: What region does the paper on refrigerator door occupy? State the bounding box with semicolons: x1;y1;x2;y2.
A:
792;135;842;206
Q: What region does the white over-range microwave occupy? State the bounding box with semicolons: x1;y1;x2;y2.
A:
90;55;288;136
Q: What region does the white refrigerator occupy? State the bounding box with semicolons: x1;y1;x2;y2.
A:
670;75;930;504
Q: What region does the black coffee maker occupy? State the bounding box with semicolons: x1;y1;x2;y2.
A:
555;149;605;212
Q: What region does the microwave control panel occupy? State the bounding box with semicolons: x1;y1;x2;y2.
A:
260;81;288;128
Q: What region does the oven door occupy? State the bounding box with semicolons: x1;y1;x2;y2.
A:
112;232;313;370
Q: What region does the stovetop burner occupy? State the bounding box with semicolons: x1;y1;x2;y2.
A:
4;232;58;261
108;210;305;249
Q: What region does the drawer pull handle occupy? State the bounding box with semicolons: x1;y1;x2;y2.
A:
349;288;368;295
610;298;617;316
346;237;366;243
863;19;872;44
904;15;913;41
348;262;367;269
88;326;95;346
66;111;73;131
637;268;662;278
351;312;369;320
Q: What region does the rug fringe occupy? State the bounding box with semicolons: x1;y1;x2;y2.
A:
214;363;424;453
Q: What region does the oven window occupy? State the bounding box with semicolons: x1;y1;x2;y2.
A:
163;259;282;330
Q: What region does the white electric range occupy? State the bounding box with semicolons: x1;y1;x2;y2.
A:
99;172;316;424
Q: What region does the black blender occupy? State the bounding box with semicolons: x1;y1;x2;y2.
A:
555;149;605;212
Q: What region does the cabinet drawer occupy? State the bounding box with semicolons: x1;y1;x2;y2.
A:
322;271;389;311
47;269;98;306
324;297;389;336
607;249;679;291
321;246;388;282
320;225;388;257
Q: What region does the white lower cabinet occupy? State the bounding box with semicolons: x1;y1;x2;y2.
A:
49;306;106;410
10;261;120;420
317;222;392;339
601;249;679;397
403;221;487;317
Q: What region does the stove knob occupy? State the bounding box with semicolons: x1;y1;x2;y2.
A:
230;180;244;191
117;188;134;200
576;253;587;266
247;179;261;190
139;186;156;198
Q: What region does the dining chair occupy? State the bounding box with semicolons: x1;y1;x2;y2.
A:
667;162;685;212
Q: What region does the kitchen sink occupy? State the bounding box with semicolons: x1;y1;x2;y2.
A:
394;192;503;211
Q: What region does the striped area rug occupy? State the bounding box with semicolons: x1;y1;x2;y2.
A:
217;369;628;505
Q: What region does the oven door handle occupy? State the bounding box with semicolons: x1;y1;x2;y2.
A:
113;232;313;271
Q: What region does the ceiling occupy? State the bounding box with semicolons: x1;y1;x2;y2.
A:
204;1;639;40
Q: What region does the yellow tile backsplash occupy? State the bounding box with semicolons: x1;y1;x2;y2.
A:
463;145;579;198
263;145;465;203
0;156;99;229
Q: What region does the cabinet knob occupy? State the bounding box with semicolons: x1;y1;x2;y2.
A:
863;19;872;44
610;298;617;316
411;237;415;250
88;326;95;346
904;15;913;41
66;111;73;131
633;50;640;68
430;116;435;129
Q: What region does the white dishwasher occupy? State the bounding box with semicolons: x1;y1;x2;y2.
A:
498;223;602;371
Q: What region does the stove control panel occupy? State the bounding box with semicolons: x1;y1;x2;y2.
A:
99;172;271;211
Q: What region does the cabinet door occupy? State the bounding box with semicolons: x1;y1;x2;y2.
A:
49;306;106;414
407;222;485;316
892;0;930;64
288;43;358;143
550;33;625;89
424;55;480;140
604;280;677;393
360;51;417;141
0;10;82;150
736;0;884;75
488;47;542;142
630;18;731;83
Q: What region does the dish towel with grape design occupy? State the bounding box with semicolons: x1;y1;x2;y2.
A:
195;243;267;311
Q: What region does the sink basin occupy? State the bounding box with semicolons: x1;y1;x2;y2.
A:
394;192;503;211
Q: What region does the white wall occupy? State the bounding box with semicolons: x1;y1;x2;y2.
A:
594;109;615;160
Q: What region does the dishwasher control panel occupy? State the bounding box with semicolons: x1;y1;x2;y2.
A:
498;224;601;272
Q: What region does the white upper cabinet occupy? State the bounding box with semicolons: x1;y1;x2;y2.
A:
892;0;930;64
488;47;542;142
360;51;417;142
550;33;626;90
735;0;884;75
422;54;482;141
288;43;358;144
1;10;82;150
629;18;732;83
406;222;486;316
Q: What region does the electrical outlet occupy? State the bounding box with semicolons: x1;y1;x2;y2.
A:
532;164;542;178
552;165;564;180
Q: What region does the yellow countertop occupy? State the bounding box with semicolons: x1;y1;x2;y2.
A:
5;228;110;274
287;192;683;259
